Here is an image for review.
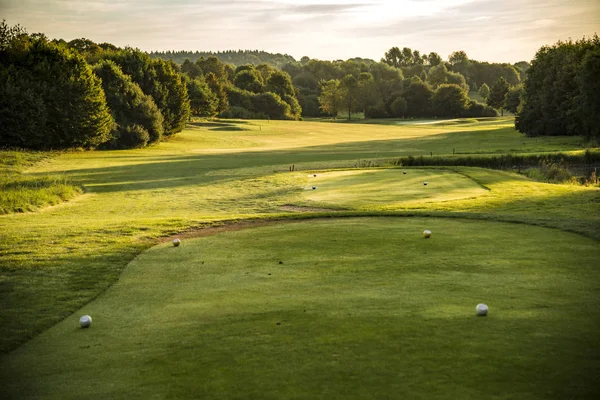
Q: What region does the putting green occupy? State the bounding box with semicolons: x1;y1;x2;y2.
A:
2;218;599;399
303;169;488;208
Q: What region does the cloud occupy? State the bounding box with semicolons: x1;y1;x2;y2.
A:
2;0;599;62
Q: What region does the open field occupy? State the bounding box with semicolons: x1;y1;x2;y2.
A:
2;218;599;399
1;117;599;398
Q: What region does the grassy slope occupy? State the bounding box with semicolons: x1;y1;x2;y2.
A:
0;151;82;214
0;118;598;355
2;218;599;399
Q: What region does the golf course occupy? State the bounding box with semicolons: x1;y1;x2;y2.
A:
1;117;599;399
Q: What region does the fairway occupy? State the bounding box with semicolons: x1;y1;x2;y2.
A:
2;217;598;400
303;169;488;208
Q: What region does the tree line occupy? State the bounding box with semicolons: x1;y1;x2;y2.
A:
150;50;296;68
0;22;302;150
516;35;600;139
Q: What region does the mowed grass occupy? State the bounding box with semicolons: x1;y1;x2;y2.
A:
0;118;598;357
303;169;488;209
1;218;599;400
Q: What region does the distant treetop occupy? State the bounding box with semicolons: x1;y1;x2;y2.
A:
149;50;296;68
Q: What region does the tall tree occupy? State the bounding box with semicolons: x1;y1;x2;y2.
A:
184;75;219;117
449;51;468;65
432;84;470;117
1;34;113;149
318;79;342;117
477;83;490;101
93;60;164;148
487;77;509;115
339;74;360;120
504;85;523;114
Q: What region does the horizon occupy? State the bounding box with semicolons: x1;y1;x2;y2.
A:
2;0;599;64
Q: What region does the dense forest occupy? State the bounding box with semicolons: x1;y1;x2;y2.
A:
149;50;296;68
1;20;598;151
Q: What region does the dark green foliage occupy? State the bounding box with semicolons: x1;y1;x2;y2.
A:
516;36;600;138
365;102;388;118
403;80;433;117
390;96;407;117
393;150;600;169
266;71;295;98
93;60;164;148
234;68;264;93
0;66;47;148
477;83;490;101
181;58;202;79
463;100;498;118
1;34;113;149
504;85;523;114
196;56;230;81
432;84;469;117
578;46;600;138
224;86;293;119
205;72;229;114
150;50;295;68
487;77;509;114
105;49;190;136
114;124;150;149
184;75;218;117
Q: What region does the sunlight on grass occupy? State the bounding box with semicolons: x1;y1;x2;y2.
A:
2;218;598;399
302;169;488;208
1;118;598;357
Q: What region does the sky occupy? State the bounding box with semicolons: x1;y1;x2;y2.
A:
1;0;599;63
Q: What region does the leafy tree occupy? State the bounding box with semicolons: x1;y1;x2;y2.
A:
369;62;404;104
106;49;190;135
266;70;295;98
356;72;378;115
432;84;470;117
504;85;523;114
0;19;27;51
403;80;434;117
390;96;407;117
181;58;203;79
234;68;264;93
0;65;47;148
184;75;218;117
339;74;360;120
477;83;490;101
196;56;230;81
205;72;229;113
151;58;190;134
1;34;113;149
93;60;164;148
487;77;509;115
449;51;468;65
383;46;402;68
428;52;442;66
318;79;342;117
578;45;600;138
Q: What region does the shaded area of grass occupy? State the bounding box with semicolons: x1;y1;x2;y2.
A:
0;151;82;214
2;218;598;399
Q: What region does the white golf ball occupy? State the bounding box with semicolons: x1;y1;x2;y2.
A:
173;238;181;247
80;315;92;328
423;182;428;186
403;171;407;174
423;230;432;238
476;303;488;316
312;186;316;190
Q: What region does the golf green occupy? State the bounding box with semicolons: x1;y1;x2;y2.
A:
1;217;598;399
303;169;488;208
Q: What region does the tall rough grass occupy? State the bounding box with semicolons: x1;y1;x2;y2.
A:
0;150;82;214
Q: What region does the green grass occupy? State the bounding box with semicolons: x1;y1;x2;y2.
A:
303;169;488;208
2;218;599;399
1;117;599;397
0;151;82;214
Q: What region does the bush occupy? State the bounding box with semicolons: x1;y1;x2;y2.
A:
390;97;407;117
218;106;259;119
365;102;388;118
463;100;498;118
93;60;164;147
